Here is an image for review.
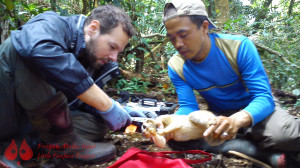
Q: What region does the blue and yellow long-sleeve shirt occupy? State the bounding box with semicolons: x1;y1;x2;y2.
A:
168;33;274;126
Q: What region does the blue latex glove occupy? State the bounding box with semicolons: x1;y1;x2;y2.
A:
98;99;132;131
123;106;147;118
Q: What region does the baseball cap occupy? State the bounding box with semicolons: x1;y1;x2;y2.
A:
163;0;217;29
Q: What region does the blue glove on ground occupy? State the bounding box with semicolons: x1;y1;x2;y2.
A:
123;106;147;117
98;99;132;131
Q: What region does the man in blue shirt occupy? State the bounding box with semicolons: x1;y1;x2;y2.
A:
0;5;134;164
160;0;300;167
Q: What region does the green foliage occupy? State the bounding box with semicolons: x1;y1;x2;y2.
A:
295;99;300;109
1;0;51;31
3;0;14;11
221;0;300;95
115;77;151;93
1;0;298;104
256;15;299;94
117;0;167;72
18;2;50;18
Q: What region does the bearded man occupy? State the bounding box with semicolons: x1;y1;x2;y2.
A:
0;5;135;165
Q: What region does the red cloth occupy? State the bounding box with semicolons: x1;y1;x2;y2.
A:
108;147;212;168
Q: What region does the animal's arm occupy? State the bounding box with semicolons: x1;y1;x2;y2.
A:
188;110;216;126
157;115;182;135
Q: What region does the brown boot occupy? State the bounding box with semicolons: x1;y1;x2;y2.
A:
26;92;115;163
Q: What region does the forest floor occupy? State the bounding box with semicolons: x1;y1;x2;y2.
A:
19;86;299;168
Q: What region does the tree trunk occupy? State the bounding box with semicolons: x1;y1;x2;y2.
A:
205;0;214;19
288;0;294;16
253;0;273;29
0;20;10;44
82;0;88;15
50;0;56;12
135;49;145;73
214;0;230;26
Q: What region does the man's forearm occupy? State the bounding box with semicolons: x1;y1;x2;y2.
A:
230;110;252;128
77;83;112;111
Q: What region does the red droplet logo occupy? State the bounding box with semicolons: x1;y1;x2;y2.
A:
19;139;33;160
4;139;33;165
4;139;18;160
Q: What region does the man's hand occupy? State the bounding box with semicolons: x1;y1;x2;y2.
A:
203;110;252;141
97;99;132;131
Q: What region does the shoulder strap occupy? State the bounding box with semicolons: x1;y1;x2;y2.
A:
168;53;186;81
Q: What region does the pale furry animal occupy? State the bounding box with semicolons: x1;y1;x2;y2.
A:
143;111;271;168
142;110;225;148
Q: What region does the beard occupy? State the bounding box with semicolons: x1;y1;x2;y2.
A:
85;38;103;69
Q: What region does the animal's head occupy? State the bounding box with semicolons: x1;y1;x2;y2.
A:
142;119;157;138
